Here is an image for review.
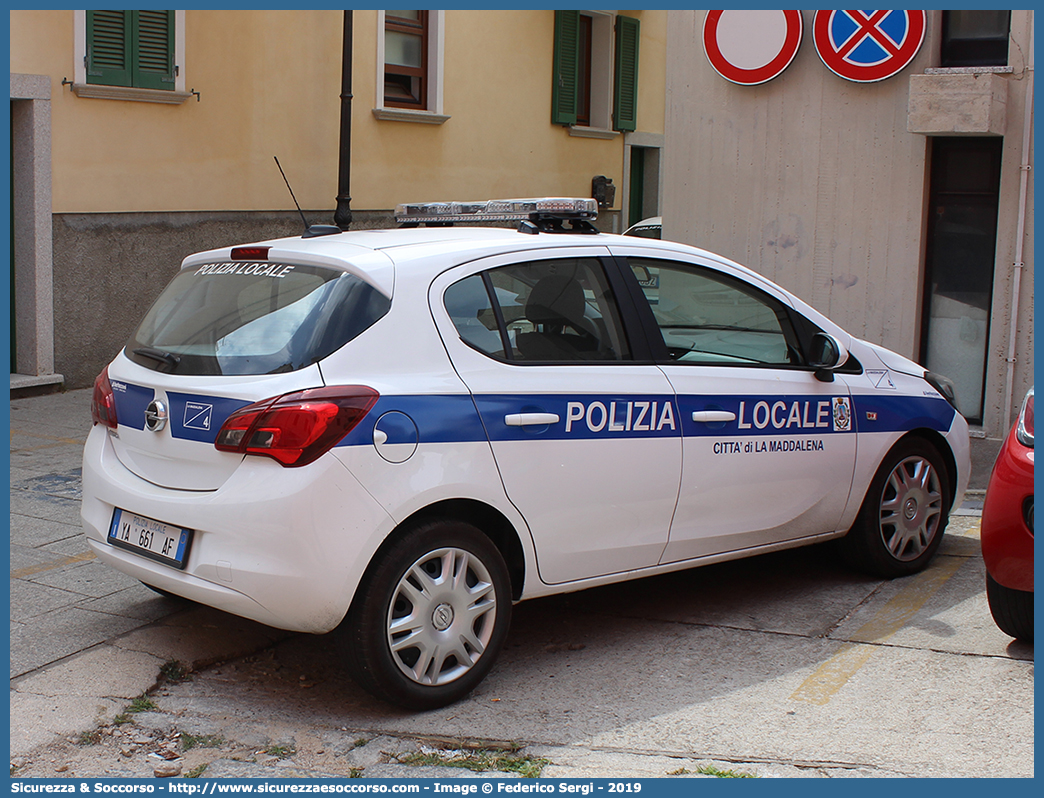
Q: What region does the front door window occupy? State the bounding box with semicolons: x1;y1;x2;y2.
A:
627;257;803;367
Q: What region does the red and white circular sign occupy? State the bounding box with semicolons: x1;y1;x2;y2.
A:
703;10;803;86
813;10;926;83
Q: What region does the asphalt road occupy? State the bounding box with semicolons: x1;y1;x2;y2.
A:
9;389;1034;779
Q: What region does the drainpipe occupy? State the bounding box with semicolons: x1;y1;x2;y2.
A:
1002;18;1033;432
334;10;354;230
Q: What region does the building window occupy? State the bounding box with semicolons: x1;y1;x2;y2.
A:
384;10;428;109
86;10;175;91
374;10;446;121
920;137;1003;423
940;10;1010;67
551;11;639;132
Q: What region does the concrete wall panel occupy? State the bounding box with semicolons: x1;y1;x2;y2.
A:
664;10;1033;440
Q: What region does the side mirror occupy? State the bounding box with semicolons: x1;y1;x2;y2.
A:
809;333;848;382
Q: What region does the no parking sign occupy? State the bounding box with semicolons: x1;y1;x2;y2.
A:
813;10;926;82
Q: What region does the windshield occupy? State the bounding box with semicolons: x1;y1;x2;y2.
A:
127;262;390;375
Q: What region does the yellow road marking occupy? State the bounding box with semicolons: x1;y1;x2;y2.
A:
790;555;966;705
11;442;83;453
10;429;85;445
11;550;97;580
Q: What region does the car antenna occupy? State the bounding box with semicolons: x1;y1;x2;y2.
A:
273;156;341;238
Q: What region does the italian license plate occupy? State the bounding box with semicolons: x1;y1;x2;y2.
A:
108;509;193;570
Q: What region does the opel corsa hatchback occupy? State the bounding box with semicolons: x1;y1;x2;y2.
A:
82;198;970;709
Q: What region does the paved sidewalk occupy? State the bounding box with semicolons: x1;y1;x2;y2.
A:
10;389;286;759
9;388;995;771
11;389;160;679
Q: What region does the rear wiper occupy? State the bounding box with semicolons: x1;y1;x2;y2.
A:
133;347;181;369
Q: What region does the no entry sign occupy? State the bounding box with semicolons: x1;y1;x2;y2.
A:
703;10;803;86
813;10;926;83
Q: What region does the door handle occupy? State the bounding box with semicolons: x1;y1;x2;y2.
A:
691;410;737;423
504;413;561;427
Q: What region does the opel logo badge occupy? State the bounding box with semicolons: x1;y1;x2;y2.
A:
431;603;455;631
144;399;168;432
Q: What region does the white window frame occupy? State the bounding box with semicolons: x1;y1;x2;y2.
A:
71;9;191;104
373;9;449;125
574;10;615;135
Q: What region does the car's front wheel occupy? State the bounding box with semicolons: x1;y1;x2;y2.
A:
840;438;950;578
339;519;512;710
986;572;1034;642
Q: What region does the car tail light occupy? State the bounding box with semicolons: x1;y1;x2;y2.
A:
230;246;270;261
91;367;118;429
215;386;379;467
1016;387;1034;448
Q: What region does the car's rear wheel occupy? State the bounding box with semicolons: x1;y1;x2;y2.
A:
986;572;1034;642
339;519;512;710
840;438;950;578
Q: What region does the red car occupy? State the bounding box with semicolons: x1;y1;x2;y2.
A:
981;386;1034;642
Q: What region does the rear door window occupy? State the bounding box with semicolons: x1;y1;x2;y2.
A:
128;262;390;375
444;258;632;363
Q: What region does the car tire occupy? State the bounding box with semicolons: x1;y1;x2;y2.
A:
339;519;512;710
986;572;1034;642
839;438;951;578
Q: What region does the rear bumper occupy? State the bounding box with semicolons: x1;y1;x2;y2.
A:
81;425;395;633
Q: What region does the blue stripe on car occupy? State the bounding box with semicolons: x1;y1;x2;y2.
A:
166;392;253;444
111;382;957;447
109;381;154;431
851;393;956;434
339;395;488;446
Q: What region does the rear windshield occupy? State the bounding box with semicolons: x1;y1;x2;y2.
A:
127;262;390;375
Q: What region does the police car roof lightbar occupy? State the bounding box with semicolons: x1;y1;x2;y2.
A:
394;197;598;225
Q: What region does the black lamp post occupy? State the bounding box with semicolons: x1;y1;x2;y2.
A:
334;11;354;230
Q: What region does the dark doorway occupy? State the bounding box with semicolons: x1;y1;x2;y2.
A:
920;137;1003;423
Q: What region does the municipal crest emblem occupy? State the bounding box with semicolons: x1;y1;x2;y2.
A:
832;397;852;432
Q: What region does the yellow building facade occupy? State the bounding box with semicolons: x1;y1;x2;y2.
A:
10;9;666;388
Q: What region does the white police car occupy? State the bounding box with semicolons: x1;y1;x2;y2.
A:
82;198;970;709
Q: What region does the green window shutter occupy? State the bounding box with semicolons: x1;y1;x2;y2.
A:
132;10;176;90
551;10;579;126
613;15;640;132
86;10;175;91
86;10;133;87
